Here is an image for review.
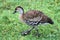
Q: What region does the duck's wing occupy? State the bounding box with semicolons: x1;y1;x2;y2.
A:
22;10;53;26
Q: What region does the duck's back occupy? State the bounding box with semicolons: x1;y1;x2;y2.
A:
21;10;53;26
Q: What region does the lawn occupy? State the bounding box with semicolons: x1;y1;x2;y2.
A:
0;0;60;40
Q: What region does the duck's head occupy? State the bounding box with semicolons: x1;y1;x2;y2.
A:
13;6;24;14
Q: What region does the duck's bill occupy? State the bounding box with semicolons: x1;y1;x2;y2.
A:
13;10;17;14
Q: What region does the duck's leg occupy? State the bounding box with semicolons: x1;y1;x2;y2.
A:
21;27;34;36
34;26;41;37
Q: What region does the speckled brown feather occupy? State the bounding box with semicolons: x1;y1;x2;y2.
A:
22;10;48;22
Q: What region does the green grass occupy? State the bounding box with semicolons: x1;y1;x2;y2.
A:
0;0;60;40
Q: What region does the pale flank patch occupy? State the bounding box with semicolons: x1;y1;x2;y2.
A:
40;23;49;25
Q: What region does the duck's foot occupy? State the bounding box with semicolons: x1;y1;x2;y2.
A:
21;30;30;36
34;32;41;37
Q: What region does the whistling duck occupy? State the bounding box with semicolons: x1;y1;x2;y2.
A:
13;6;54;37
